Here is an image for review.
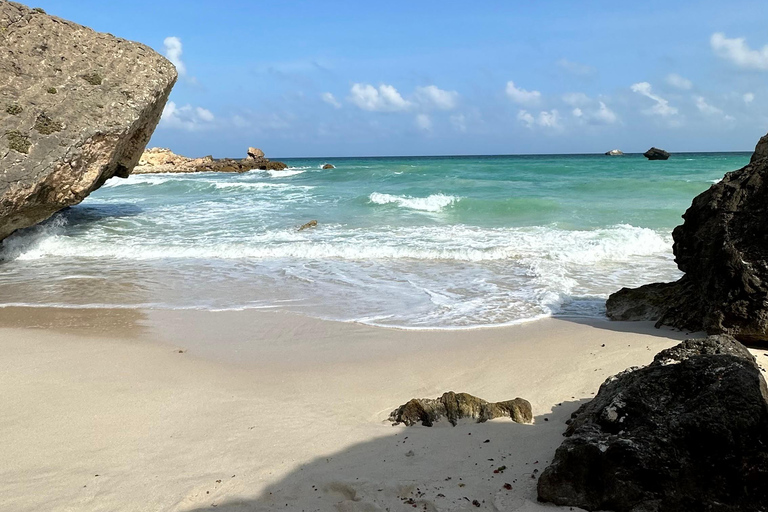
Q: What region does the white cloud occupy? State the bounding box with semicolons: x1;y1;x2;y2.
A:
537;110;561;128
557;59;595;76
415;113;432;131
744;92;755;104
349;83;412;112
415;85;459;110
517;110;535;128
450;114;467;132
160;101;215;131
562;92;590;107
195;107;214;122
518;109;561;129
695;96;723;116
572;108;583;118
666;73;693;90
506;81;541;106
631;82;678;117
593;102;618;124
163;36;186;76
711;33;768;71
321;92;342;108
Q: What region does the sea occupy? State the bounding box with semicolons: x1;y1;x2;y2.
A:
0;152;751;329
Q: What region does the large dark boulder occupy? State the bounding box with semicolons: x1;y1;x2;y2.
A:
537;335;768;512
0;2;176;241
643;147;670;160
607;131;768;344
752;133;768;163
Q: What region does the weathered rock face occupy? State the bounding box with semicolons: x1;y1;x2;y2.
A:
389;391;532;427
246;147;264;159
132;147;288;174
607;133;768;344
537;335;768;512
752;132;768;163
643;147;670;160
0;2;177;241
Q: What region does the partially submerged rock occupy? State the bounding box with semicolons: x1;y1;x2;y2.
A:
607;131;768;344
643;147;670;160
389;391;532;427
604;149;623;156
132;147;287;174
322;163;335;169
0;2;177;241
298;220;317;231
537;335;768;512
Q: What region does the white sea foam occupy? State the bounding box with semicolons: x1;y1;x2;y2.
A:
369;192;459;212
102;175;174;187
267;169;306;177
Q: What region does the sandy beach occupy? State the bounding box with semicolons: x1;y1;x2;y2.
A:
5;307;759;512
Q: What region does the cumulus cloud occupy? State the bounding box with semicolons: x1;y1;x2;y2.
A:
518;109;561;129
349;83;412;112
163;36;186;76
565;94;618;125
711;33;768;70
415;113;432;131
159;101;215;131
631;82;678;117
506;81;541;106
694;96;722;116
744;92;755;104
517;110;535;128
321;92;342;108
666;73;693;90
557;59;595;76
415;85;459;110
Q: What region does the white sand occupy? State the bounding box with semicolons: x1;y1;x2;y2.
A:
2;307;762;511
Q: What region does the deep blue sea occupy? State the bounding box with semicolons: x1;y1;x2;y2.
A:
0;152;751;328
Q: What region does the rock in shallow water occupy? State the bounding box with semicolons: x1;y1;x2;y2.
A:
607;131;768;344
0;2;177;241
389;391;532;426
643;147;670;160
537;335;768;512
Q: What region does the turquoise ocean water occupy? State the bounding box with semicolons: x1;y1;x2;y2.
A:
0;152;751;328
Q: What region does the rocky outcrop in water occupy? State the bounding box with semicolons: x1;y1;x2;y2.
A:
607;131;768;344
537;335;768;512
389;391;532;427
0;2;177;241
132;147;287;174
605;149;623;156
643;147;670;160
322;163;335;169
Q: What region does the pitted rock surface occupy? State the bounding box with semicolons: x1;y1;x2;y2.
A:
0;2;176;241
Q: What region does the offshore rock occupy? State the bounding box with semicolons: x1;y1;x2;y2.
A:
132;147;288;174
607;132;768;344
389;391;532;427
0;2;177;241
537;335;768;512
604;149;623;156
322;163;335;169
643;147;670;160
246;147;264;160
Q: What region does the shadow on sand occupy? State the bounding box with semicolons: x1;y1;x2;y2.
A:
182;400;589;512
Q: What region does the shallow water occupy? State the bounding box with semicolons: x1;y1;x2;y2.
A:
0;152;750;328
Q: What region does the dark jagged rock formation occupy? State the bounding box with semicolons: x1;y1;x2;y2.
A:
538;335;768;512
132;147;288;174
643;147;670;160
0;2;176;241
389;391;532;427
607;131;768;344
322;163;335;169
752;132;768;163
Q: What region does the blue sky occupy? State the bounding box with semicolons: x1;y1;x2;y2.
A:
36;0;768;157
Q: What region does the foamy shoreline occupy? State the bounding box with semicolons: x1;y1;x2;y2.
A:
2;306;740;511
